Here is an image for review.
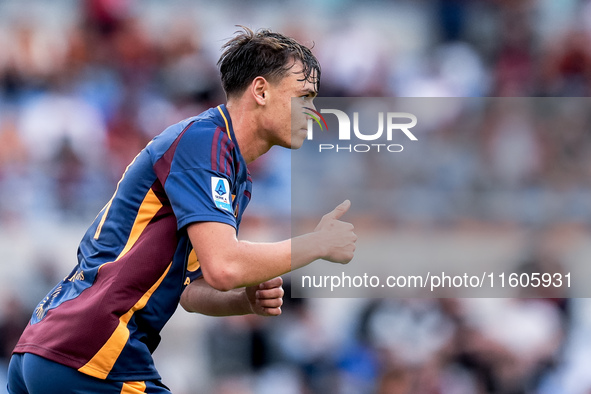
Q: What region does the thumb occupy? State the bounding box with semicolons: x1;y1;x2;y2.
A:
325;200;351;220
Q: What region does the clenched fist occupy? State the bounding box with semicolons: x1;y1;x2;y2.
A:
246;277;284;316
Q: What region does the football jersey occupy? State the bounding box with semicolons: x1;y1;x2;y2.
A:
13;105;252;381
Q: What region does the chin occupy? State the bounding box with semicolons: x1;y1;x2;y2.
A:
289;129;307;149
290;135;307;149
290;140;304;150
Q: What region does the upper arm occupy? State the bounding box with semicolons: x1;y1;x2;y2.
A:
156;121;238;231
187;221;240;291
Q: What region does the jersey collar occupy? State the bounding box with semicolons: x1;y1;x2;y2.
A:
216;104;235;142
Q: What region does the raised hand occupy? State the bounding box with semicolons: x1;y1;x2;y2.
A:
314;200;357;264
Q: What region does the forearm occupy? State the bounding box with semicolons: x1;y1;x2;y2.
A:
180;278;251;316
188;201;355;291
208;232;324;290
239;233;325;278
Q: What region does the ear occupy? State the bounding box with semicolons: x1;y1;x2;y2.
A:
251;77;268;106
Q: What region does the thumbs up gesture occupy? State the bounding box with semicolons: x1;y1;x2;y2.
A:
314;200;357;264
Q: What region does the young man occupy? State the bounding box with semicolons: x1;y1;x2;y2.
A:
7;28;356;393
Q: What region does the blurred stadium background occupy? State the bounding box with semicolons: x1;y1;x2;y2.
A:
2;0;591;393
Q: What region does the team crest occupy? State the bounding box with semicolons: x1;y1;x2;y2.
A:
211;177;232;212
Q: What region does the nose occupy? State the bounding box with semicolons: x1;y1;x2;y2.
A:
303;105;317;119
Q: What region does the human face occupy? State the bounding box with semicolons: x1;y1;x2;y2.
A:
263;61;318;149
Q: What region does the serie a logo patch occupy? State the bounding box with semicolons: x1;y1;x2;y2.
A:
211;177;232;212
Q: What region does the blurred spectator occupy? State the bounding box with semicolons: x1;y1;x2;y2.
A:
540;28;591;96
491;5;536;96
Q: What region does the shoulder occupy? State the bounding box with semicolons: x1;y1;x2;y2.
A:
162;109;224;145
148;108;227;158
181;115;229;149
150;107;241;176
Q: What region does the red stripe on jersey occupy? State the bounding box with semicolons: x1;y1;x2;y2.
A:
219;131;231;177
153;121;195;186
210;127;223;172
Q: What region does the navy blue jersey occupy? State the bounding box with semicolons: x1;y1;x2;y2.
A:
14;105;252;381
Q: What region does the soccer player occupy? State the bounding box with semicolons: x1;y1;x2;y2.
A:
6;27;356;393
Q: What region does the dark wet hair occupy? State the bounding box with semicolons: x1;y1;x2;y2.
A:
218;26;320;98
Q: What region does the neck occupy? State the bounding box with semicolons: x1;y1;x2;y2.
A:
225;100;272;164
